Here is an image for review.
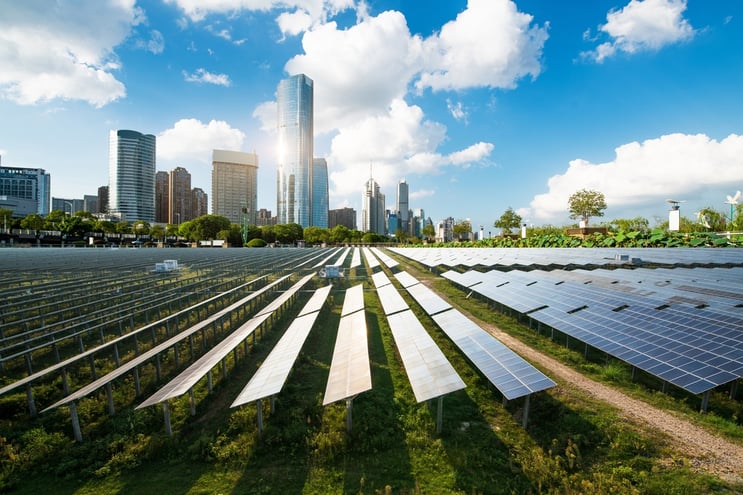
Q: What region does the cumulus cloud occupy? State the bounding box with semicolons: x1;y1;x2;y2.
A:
183;68;232;86
277;9;313;37
416;0;548;91
165;0;355;30
525;133;743;222
157;118;245;162
0;0;136;106
583;0;695;62
136;29;165;54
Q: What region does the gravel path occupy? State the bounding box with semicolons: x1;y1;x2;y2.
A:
421;278;743;483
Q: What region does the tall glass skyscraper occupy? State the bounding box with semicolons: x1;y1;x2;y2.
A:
109;129;156;222
311;157;328;228
276;74;313;227
396;179;409;234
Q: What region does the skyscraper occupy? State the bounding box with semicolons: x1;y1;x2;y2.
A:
211;149;258;224
191;188;208;219
362;176;385;235
276;74;313;227
155;171;169;223
109;129;156;222
396;179;409;234
311;157;328;228
168;166;192;225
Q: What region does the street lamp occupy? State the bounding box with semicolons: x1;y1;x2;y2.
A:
64;201;73;216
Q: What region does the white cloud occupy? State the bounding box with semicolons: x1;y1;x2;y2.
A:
277;9;313;37
164;0;355;28
526;133;743;222
583;0;694;62
410;189;436;201
157;118;246;162
0;0;136;106
416;0;548;91
447;99;467;122
183;68;232;86
136;29;165;54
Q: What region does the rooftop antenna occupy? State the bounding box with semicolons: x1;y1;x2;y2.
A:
666;199;685;232
724;190;741;221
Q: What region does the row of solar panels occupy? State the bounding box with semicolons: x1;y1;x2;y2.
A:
364;247;555;402
438;266;743;395
389;247;743;270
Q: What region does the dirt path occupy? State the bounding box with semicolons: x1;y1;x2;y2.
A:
420;278;743;483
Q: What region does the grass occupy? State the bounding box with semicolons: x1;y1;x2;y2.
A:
1;258;742;494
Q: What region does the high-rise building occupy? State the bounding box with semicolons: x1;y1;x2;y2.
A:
311;157;328;228
83;194;97;213
108;129;156;222
362;177;385;234
168;166;192;225
328;207;356;230
396;179;409;234
0;165;51;217
191;188;208;219
211;149;258;224
256;208;275;226
97;185;109;214
155;171;169;223
51;197;84;214
276;74;313;227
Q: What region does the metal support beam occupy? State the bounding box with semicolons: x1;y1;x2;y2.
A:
69;402;83;442
189;389;196;416
163;402;172;436
522;394;531;429
106;382;115;415
436;396;443;434
256;399;263;436
700;390;710;413
346;398;353;433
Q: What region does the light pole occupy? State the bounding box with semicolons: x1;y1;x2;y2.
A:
64;201;73;216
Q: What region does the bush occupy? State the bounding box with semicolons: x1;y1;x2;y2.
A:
246;238;267;248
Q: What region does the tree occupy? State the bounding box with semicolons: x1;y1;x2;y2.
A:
20;213;44;231
303;226;328;245
568;189;607;226
329;224;350;244
695;207;726;232
421;223;435;242
189;215;231;240
494;207;522;235
260;225;276;244
0;208;13;231
452;219;472;241
607;216;650;233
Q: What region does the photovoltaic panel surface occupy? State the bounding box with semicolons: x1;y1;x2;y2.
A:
323;309;372;405
386;309;466;402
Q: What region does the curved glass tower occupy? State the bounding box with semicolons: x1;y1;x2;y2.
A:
276;74;313;227
109;129;156;222
311;157;328;228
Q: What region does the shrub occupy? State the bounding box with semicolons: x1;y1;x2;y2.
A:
246;238;267;247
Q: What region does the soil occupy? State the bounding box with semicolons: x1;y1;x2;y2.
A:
420;277;743;484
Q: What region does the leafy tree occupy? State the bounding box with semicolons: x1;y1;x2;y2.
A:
0;208;13;230
20;213;44;231
274;223;303;244
303;226;328;245
246;225;262;242
93;219;116;233
452;219;472;241
218;224;243;246
132;220;151;236
260;225;276;244
188;215;231;240
607;216;650;233
494;207;522;235
568;189;607;226
150;224;165;242
329;224;350;244
115;221;132;234
246;238;267;247
44;210;67;230
165;223;180;237
421;223;435;242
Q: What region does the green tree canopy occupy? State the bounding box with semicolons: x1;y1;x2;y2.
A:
452;219;472;240
494;207;522;235
303;226;328;245
260;225;276;244
607;216;650;233
421;223;435;242
568;189;607;226
189;215;231;241
20;213;44;231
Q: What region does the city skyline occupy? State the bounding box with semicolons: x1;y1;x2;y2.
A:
1;1;742;230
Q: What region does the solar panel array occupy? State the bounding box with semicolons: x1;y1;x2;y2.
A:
391;270;555;400
231;285;332;407
432;262;743;396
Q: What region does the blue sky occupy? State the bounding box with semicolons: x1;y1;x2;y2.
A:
1;0;742;230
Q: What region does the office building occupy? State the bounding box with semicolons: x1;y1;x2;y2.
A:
328;207;356;230
192;188;208;218
83;195;98;213
108;129;156;222
51;197;84;215
256;208;275;226
311;157;328;228
396;179;409;234
211;149;258;224
362;176;385;235
276;74;313;227
169;166;192;225
0;163;51;217
155;171;169;223
97;185;109;214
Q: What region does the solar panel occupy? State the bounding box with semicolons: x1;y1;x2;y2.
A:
405;282;452;315
386;309;465;402
231;286;332;407
323;309;372;405
341;284;364;316
376;284;409;315
432;309;555;399
393;271;420;289
363;247;380;269
350;248;362;268
372;270;391;288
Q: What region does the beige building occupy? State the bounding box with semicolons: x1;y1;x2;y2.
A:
211;150;258;224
